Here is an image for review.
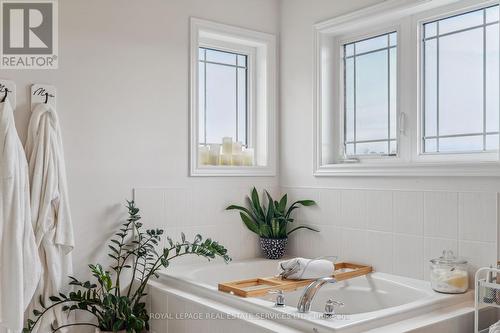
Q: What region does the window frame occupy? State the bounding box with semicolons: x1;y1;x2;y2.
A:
313;0;500;177
189;18;277;177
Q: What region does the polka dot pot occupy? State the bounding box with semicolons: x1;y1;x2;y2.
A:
259;237;288;260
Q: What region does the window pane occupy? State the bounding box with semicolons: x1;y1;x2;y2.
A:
237;55;247;67
345;57;355;142
205;63;237;144
439;28;484;136
486;24;499;133
424;39;438;137
425;138;437;153
439;135;483;152
345;143;355;156
356;50;389;141
389;32;397;46
486;6;499;24
425;22;437;38
356;141;388;155
205;49;237;65
198;61;206;144
486;134;499;150
356;34;388;54
344;32;397;157
390;48;397;139
199;47;249;148
439;9;484;35
237;67;247;144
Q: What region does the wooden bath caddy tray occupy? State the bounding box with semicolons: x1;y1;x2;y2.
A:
218;262;372;297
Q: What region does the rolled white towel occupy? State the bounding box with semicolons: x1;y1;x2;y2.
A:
490;320;500;333
278;257;334;280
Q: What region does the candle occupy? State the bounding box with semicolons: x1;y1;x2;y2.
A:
242;148;254;166
220;153;232;165
222;137;233;155
198;145;210;165
208;144;221;165
232;142;243;166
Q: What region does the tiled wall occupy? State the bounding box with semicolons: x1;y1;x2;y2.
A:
285;187;498;280
134;186;498;280
133;185;278;262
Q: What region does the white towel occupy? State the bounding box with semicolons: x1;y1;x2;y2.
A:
490;320;500;333
278;257;334;280
0;100;42;333
25;103;74;333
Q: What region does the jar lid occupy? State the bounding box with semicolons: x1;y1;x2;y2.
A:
430;250;467;265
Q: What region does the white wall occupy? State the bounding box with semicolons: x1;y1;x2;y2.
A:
5;0;280;280
280;0;499;279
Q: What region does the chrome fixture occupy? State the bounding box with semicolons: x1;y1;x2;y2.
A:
323;299;344;318
297;277;337;313
268;289;285;307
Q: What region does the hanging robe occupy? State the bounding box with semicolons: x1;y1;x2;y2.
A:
0;100;41;333
25;103;74;333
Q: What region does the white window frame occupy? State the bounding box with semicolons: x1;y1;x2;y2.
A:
313;0;500;177
190;18;277;177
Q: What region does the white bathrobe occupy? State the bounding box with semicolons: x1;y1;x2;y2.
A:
25;103;74;333
0;100;41;332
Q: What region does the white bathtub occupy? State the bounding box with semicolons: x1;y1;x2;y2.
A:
148;258;474;333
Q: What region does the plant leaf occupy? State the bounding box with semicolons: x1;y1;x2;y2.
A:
287;225;320;236
239;212;260;235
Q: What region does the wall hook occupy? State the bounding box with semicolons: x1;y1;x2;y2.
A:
44;92;55;104
1;88;10;103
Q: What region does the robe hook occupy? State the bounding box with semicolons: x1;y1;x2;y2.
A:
44;92;54;104
1;88;10;103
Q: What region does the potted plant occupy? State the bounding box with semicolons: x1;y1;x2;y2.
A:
24;201;230;333
226;187;318;259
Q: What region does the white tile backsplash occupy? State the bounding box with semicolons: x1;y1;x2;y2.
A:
424;192;459;239
366;191;393;232
283;187;497;280
393;191;424;236
340;190;367;229
136;186;498;280
459;192;497;242
394;234;424;279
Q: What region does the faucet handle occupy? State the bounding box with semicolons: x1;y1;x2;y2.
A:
323;299;344;318
267;289;285;307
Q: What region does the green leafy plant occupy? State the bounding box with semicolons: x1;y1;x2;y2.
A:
226;187;318;239
24;201;230;333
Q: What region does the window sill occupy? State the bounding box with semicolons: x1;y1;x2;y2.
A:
314;161;500;177
190;165;276;177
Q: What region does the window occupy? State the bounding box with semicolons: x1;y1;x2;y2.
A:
344;32;398;157
190;18;277;176
198;47;248;146
314;0;500;176
422;5;500;154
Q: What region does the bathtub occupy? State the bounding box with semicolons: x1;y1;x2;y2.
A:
148;258;474;333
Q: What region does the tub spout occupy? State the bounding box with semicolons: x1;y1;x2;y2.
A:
297;277;336;313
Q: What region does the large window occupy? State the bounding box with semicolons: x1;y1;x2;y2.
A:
422;5;500;154
344;32;398;157
198;47;248;146
314;0;500;176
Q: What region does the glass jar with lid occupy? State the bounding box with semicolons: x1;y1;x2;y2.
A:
429;250;468;294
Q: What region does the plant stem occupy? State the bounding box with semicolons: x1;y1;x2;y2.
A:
52;322;99;333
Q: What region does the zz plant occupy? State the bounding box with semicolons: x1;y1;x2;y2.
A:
24;201;230;333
